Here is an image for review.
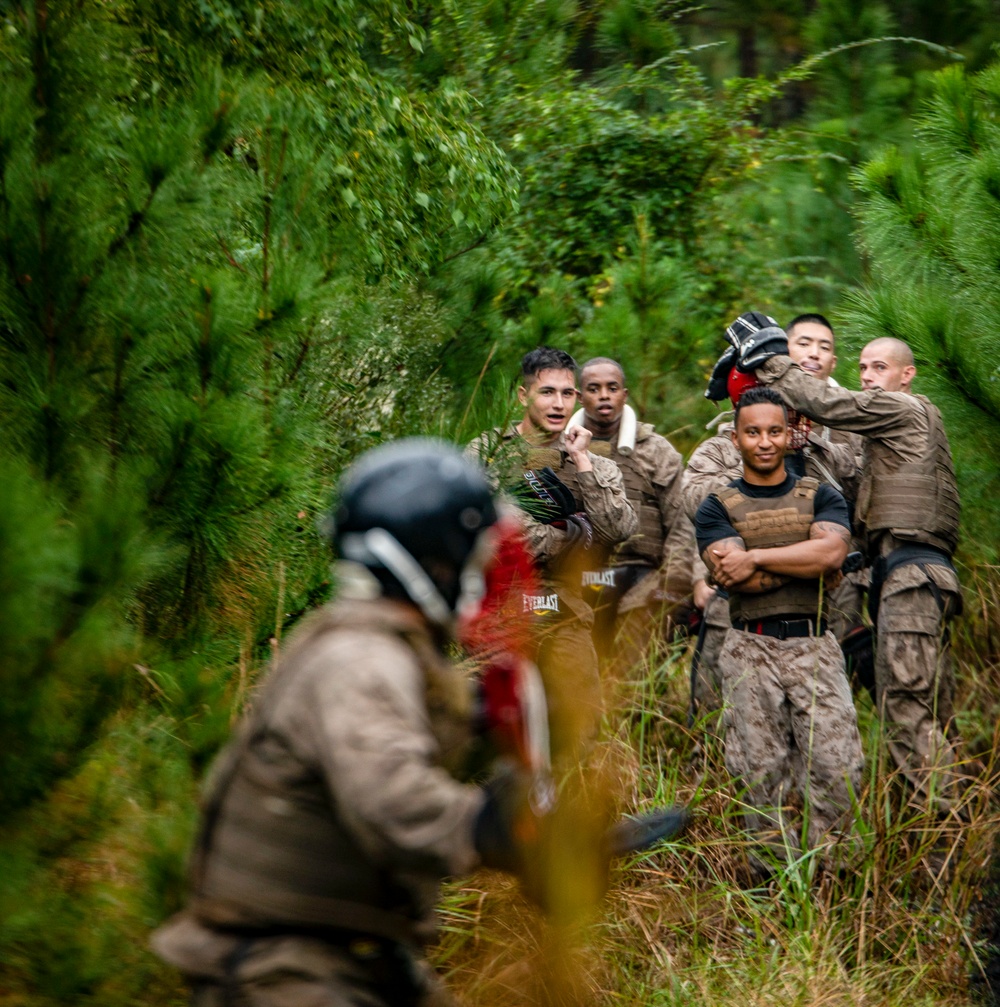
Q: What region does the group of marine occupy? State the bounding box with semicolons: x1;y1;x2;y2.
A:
469;311;963;854
152;310;966;1007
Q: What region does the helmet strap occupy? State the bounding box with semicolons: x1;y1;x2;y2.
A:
340;528;453;628
333;560;383;600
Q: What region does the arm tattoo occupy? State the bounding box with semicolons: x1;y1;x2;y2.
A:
701;536;743;583
811;521;851;545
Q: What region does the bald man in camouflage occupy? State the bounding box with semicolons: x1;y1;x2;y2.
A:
723;323;964;817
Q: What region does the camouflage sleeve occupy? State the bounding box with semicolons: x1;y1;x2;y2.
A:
758;356;929;461
681;435;742;522
691;549;710;589
649;439;694;596
581;454;638;546
309;632;484;876
520;510;574;563
804;432;861;497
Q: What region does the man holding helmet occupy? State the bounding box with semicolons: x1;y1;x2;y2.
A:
684;313;861;722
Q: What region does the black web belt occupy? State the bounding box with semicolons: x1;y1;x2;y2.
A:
733;616;826;639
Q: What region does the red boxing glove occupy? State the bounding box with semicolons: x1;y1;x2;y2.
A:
476;653;550;774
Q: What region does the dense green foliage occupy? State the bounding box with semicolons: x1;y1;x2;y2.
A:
846;62;1000;553
1;0;999;1003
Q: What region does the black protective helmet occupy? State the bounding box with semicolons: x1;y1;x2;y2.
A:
330;439;499;626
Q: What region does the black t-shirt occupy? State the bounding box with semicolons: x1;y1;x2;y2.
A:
695;473;850;556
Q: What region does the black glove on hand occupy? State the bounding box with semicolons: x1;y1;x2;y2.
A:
473;764;552;873
724;311;788;372
515;466;577;524
561;512;594;550
705;346;736;401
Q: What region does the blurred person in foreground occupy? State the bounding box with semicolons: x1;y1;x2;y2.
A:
695;387;863;871
152;439;684;1006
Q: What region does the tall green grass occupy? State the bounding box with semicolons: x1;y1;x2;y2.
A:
433;565;1000;1006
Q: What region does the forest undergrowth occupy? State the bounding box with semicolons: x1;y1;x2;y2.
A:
432;561;1000;1007
1;570;997;1007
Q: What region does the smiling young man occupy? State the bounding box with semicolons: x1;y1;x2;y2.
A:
684;313;862;721
723;322;964;821
694;386;863;870
466;348;636;758
567;357;694;671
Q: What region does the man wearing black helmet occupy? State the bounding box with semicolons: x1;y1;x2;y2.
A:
152;439;688;1005
151;441;548;1006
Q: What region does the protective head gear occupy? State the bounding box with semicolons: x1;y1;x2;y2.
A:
330;439;498;629
727;367;760;407
458;513;539;659
705;346;736;401
724;311;788;372
786;409;812;451
728;369;811;449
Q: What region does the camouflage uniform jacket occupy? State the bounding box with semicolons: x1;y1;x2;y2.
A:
152;594;483;978
466;426;637;621
590;423;694;613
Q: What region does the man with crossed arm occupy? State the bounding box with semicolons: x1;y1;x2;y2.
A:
695;386;863;868
723;320;964;819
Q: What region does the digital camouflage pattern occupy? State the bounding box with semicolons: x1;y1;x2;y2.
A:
718;630;864;853
876;561;964;814
758;356;964;814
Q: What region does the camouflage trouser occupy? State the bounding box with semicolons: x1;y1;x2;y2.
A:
537;617;602;761
875;563;963;816
718;629;864;852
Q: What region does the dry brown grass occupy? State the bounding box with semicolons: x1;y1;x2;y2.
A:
433;565;1000;1006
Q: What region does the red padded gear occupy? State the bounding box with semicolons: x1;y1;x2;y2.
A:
727;368;760;407
458;515;539;660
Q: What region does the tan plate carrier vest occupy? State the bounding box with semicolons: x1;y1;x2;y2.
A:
188;605;465;946
589;436;663;566
716;476;824;624
856;395;960;557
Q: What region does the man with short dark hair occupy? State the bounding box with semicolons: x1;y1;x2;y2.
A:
722;320;964;817
467;348;637;757
695;386;863;865
567;356;695;670
684;313;861;718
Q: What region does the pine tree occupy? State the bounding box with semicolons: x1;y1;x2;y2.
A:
0;0;516;815
846;59;1000;559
